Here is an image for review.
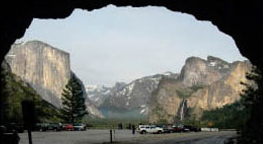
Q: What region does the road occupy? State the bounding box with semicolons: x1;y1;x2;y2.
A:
18;130;237;144
141;131;237;144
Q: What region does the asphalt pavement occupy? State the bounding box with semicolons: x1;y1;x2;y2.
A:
18;130;237;144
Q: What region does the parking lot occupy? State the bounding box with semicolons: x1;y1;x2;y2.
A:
18;130;237;144
19;129;137;144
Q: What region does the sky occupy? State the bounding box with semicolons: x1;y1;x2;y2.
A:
18;5;247;87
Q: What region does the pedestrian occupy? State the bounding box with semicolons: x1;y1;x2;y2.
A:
132;125;135;134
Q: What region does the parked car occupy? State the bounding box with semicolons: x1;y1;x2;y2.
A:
160;124;174;133
137;125;164;134
62;124;74;131
73;123;86;131
34;123;49;131
172;124;184;132
1;125;7;133
4;123;24;133
183;125;201;132
46;123;62;131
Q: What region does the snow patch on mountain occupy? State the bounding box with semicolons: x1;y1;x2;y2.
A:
86;72;179;118
140;108;146;114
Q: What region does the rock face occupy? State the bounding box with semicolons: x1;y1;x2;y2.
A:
148;56;252;123
5;41;103;118
6;41;70;107
178;56;230;87
187;61;252;109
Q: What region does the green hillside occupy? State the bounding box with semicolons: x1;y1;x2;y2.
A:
1;60;60;125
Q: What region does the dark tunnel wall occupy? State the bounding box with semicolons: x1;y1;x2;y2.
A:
1;0;263;70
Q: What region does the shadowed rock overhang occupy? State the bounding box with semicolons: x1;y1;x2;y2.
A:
1;0;263;71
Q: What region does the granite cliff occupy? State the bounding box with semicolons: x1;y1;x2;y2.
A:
5;41;103;118
148;56;251;123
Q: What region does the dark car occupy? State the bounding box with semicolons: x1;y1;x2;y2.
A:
161;124;174;133
183;125;201;132
34;123;49;131
1;125;7;133
5;123;24;133
46;123;62;131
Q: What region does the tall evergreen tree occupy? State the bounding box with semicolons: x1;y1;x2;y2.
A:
60;74;88;123
239;66;263;144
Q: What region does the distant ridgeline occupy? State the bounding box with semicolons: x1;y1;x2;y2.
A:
87;56;252;125
4;41;103;119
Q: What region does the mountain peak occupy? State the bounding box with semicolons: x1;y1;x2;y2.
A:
207;56;229;67
185;56;205;63
163;71;173;76
179;56;231;86
207;55;226;62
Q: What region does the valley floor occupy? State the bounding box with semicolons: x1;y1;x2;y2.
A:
18;130;237;144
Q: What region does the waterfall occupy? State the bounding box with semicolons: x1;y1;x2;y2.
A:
180;98;186;121
174;98;188;123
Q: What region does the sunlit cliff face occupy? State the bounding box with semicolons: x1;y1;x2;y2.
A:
6;41;71;107
148;57;251;123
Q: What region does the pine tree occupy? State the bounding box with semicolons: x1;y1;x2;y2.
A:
239;66;263;144
60;74;88;123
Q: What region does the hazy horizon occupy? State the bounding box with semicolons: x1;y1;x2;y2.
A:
18;5;247;87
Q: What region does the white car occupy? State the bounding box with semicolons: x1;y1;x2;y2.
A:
73;123;86;131
137;125;164;134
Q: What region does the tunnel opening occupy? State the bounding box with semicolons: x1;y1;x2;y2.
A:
3;4;248;121
1;1;262;144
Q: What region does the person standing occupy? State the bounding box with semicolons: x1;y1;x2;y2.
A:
132;125;136;134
